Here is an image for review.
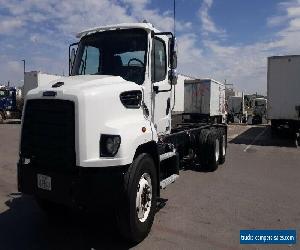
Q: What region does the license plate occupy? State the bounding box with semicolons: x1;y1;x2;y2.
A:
37;174;52;191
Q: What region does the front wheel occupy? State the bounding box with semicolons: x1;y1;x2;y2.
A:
117;153;157;243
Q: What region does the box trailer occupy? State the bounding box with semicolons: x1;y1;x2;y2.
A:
183;79;226;123
268;56;300;140
23;71;62;98
171;74;195;113
171;74;195;127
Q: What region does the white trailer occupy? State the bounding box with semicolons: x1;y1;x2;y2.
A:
268;55;300;139
23;71;62;98
171;74;195;127
171;74;195;113
183;79;226;123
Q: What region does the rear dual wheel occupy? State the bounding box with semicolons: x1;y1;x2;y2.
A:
197;128;226;171
218;130;226;165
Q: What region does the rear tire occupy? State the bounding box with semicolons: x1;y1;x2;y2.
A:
116;153;157;243
218;129;226;165
199;129;219;171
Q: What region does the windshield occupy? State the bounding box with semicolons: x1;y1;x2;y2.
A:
0;90;8;98
255;100;266;106
72;28;148;85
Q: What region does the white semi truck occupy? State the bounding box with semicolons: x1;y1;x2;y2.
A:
268;55;300;142
227;95;247;123
252;97;267;124
17;23;227;243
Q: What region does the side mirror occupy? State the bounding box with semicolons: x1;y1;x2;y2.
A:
71;48;76;66
171;51;177;69
70;48;76;73
168;69;178;85
69;42;78;75
169;36;177;69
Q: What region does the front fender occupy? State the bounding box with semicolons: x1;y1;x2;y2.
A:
80;114;157;167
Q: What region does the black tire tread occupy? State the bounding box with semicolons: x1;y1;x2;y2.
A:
197;129;219;171
218;128;226;165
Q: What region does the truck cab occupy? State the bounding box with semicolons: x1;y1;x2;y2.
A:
18;22;227;243
0;87;21;123
227;95;247;123
252;97;267;124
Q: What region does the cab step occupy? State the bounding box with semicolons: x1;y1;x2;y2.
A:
159;151;176;162
160;174;179;189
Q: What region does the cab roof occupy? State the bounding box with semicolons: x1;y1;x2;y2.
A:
76;22;160;39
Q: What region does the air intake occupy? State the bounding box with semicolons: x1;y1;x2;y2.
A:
120;90;142;109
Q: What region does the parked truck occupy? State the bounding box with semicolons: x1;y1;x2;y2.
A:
0;86;22;123
227;94;247;123
252;97;267;124
17;22;227;242
268;55;300;143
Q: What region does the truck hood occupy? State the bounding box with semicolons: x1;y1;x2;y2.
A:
48;75;137;90
26;75;142;98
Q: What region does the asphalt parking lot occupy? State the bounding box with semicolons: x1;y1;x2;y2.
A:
0;123;299;250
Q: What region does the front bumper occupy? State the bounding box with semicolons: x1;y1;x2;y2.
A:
17;161;128;211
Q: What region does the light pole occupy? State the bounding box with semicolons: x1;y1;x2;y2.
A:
22;59;25;88
21;59;25;74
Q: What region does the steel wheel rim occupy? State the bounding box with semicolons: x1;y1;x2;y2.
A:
136;173;152;222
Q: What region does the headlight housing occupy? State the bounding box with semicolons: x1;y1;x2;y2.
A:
100;134;121;157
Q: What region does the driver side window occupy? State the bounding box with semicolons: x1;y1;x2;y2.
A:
151;38;167;82
79;46;100;75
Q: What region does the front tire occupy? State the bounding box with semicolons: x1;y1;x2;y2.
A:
117;153;157;243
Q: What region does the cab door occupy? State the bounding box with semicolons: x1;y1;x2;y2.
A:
151;37;172;135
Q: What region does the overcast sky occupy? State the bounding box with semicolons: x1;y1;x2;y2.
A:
1;0;300;94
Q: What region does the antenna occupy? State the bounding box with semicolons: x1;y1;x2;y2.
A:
173;0;176;36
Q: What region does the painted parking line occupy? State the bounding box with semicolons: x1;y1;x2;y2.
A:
228;133;239;140
243;127;268;152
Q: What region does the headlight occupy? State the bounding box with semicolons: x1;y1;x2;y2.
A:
100;134;121;157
